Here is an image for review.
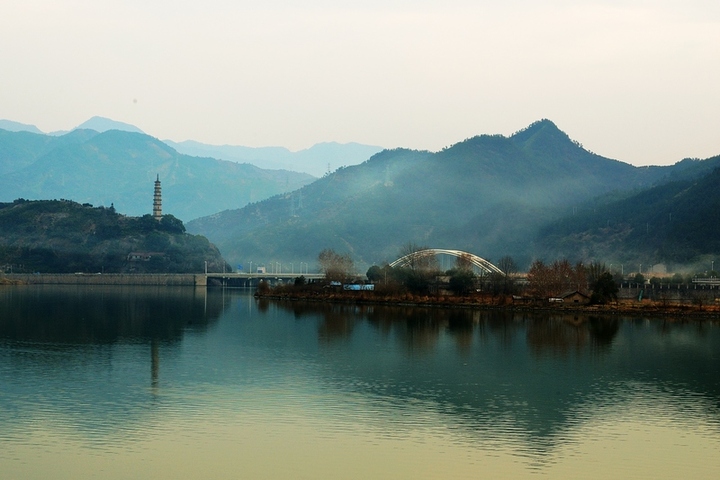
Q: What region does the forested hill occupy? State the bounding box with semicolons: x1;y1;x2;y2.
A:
0;199;228;274
0;129;315;221
187;119;719;269
536;162;720;266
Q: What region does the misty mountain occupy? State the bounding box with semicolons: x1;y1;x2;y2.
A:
0;116;145;137
0;128;98;175
0;129;314;221
164;139;383;177
3;115;382;177
72;116;145;134
536;161;720;266
187;119;714;270
0;119;43;134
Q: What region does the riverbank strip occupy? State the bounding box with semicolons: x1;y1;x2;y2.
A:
255;290;720;320
1;273;207;286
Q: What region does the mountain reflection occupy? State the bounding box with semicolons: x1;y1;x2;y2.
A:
272;301;622;358
0;285;230;441
2;289;719;464
268;299;720;451
0;285;226;345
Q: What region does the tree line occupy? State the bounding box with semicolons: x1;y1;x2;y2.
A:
313;243;620;304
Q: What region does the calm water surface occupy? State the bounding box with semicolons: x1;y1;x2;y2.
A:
1;286;720;479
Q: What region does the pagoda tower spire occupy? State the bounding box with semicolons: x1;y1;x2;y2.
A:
153;174;162;220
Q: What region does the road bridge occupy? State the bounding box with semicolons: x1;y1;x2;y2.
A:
390;248;504;275
205;272;325;287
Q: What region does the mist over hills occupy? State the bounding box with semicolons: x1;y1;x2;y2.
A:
3;116;718;272
187;120;720;271
0;128;314;221
72;116;145;135
1;116;383;177
164;140;383;178
536;160;720;268
0;116;146;137
0;119;44;134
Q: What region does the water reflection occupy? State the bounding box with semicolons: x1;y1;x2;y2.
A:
268;299;720;453
0;285;229;444
2;289;720;479
0;285;227;345
273;301;624;358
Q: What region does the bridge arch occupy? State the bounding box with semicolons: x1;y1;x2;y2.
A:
389;249;504;275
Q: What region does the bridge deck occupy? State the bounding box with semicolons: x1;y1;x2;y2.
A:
206;272;325;280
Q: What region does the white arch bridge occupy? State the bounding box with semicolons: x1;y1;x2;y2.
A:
389;249;504;275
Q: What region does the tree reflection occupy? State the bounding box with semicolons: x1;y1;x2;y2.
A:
0;286;226;346
446;310;475;355
527;316;588;357
588;316;620;350
486;311;522;349
260;299;628;361
318;307;357;343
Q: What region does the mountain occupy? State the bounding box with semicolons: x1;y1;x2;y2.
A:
0;199;227;273
3;116;381;176
0;129;315;221
535;161;720;267
187;120;715;270
72;116;145;134
0;128;98;175
0;119;43;134
164;139;383;177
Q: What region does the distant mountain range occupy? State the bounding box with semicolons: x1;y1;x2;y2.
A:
0;127;314;221
3;117;719;272
1;116;383;177
186;120;720;271
164;140;383;178
0;119;44;134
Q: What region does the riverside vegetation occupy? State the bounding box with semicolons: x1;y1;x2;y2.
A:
256;247;720;318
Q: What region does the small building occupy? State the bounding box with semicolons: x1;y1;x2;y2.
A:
127;252;165;262
343;284;375;291
560;290;591;305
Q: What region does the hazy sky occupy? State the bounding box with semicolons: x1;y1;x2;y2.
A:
2;0;719;165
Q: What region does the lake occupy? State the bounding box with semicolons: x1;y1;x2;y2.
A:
1;285;720;479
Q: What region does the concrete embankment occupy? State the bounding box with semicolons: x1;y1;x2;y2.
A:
2;273;206;286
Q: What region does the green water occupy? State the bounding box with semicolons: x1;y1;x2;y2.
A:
1;286;719;479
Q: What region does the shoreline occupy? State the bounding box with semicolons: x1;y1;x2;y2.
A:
255;290;720;320
0;273;206;286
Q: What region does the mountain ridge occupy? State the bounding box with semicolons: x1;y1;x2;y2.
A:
187;120;719;270
0;116;384;177
164;139;384;177
536;161;720;267
0;129;315;221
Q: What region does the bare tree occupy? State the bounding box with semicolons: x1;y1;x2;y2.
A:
527;260;551;297
497;255;517;294
454;252;474;272
318;249;354;281
497;256;517;276
398;242;439;272
527;258;586;298
586;262;608;286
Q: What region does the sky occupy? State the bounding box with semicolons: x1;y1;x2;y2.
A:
2;0;719;165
